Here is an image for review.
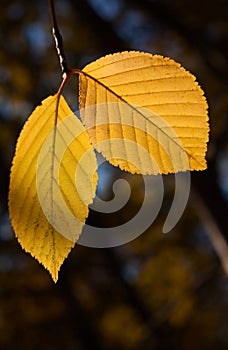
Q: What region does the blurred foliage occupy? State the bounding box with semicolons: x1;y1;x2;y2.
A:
0;0;228;349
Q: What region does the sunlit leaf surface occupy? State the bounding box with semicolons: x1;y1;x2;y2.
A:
9;94;97;281
80;51;209;174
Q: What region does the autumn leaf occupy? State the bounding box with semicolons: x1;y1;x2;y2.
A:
8;51;210;280
79;51;209;174
9;94;98;282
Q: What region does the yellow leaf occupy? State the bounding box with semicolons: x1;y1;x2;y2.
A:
79;51;209;174
9;94;98;282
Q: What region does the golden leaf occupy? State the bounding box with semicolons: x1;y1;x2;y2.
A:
9;94;98;282
79;51;209;174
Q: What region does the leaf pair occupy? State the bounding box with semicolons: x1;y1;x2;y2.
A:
8;51;209;282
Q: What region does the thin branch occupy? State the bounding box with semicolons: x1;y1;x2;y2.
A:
48;0;72;124
191;188;228;275
49;0;69;78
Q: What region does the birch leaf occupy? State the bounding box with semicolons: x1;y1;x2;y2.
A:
9;94;98;282
79;51;209;174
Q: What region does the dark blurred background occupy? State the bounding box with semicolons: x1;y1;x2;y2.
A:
0;0;228;349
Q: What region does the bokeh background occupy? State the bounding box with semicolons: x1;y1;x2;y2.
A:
1;0;228;349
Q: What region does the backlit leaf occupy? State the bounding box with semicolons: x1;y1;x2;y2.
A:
79;51;209;174
9;94;98;282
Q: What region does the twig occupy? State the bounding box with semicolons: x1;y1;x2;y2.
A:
48;0;72;123
191;188;228;276
49;0;69;79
